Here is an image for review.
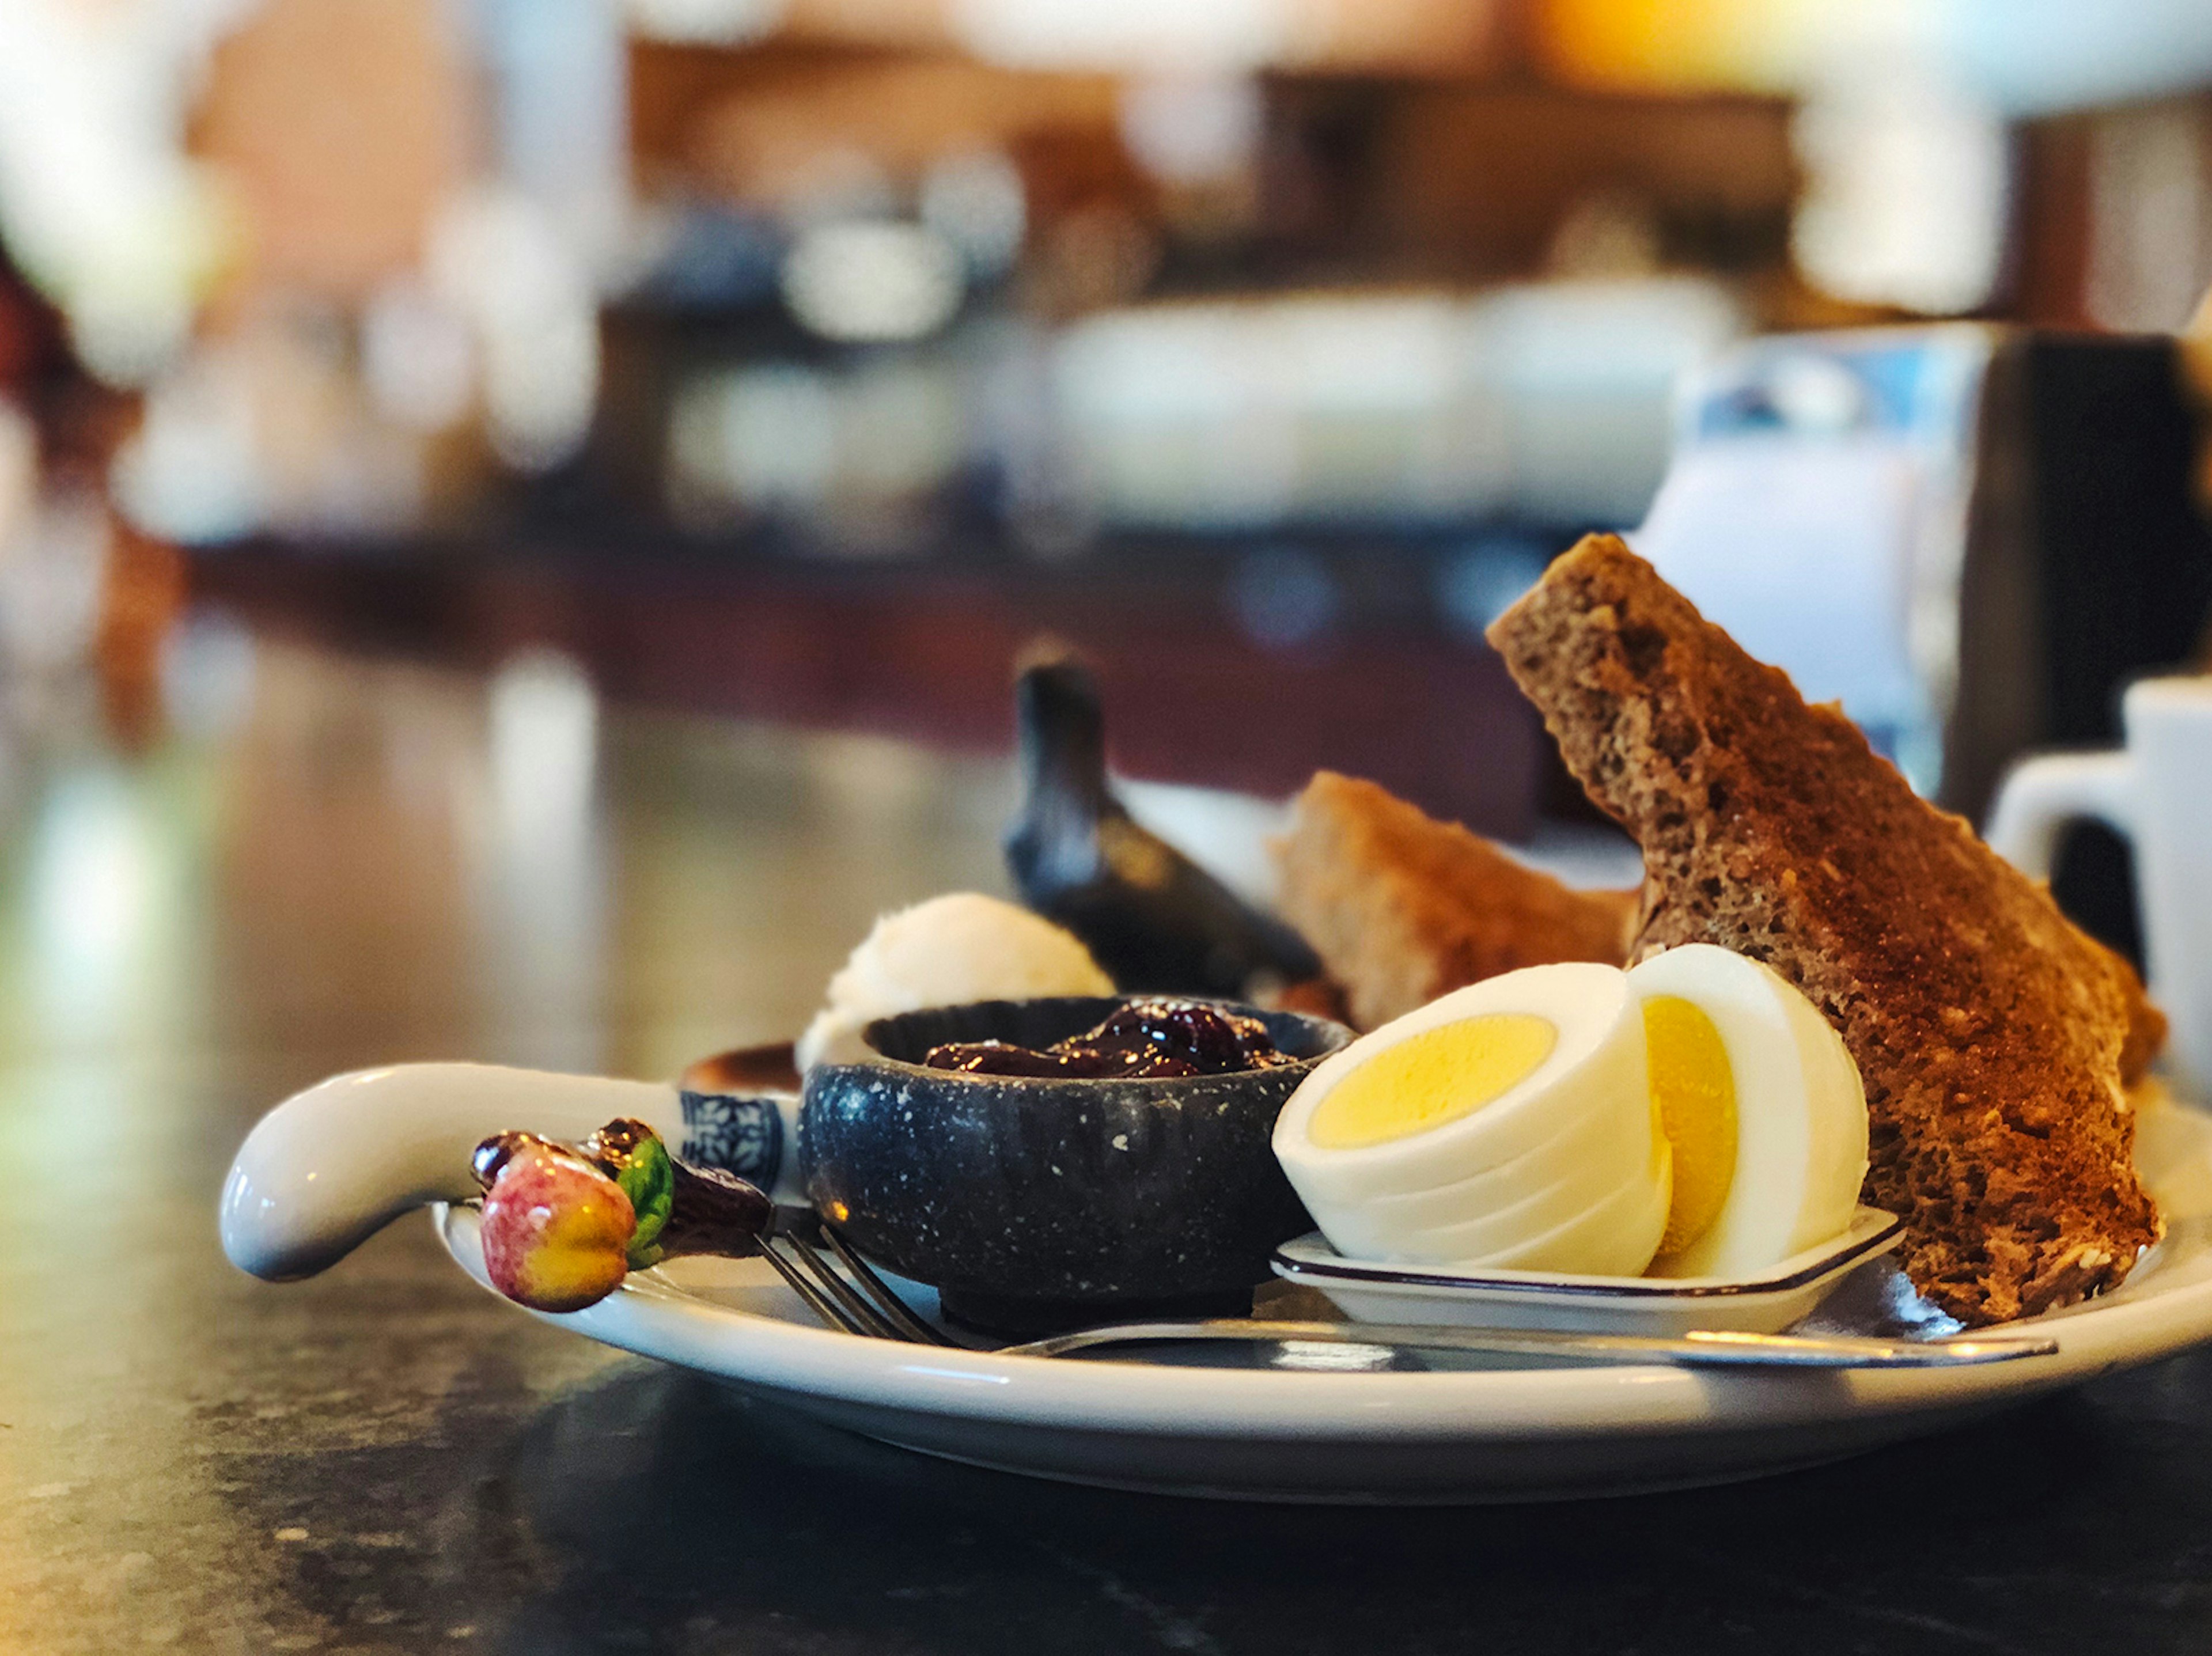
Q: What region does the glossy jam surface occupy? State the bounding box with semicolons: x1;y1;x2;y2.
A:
921;999;1294;1079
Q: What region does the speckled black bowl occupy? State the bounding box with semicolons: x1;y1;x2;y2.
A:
800;996;1352;1334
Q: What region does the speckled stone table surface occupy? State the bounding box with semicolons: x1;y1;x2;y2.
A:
7;638;2212;1655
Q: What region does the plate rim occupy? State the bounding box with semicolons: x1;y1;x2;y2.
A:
426;1087;2212;1473
431;1198;2212;1447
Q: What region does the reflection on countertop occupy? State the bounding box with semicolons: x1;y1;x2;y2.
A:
0;634;1010;1081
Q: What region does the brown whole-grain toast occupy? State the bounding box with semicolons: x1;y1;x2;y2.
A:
1488;533;2165;1325
1274;771;1639;1031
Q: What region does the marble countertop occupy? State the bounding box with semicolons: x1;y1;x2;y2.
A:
6;637;2210;1655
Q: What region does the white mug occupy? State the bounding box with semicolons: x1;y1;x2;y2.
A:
1986;676;2212;1092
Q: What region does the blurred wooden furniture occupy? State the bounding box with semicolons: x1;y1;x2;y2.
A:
188;534;1550;836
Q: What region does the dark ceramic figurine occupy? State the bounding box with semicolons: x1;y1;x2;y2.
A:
1003;658;1322;998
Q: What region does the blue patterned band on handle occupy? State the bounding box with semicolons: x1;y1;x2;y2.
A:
679;1090;785;1188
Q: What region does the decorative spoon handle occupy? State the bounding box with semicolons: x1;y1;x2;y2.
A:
221;1062;805;1282
221;1064;683;1282
1001;1318;2059;1369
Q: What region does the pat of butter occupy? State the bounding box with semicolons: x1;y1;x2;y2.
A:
1305;1014;1558;1150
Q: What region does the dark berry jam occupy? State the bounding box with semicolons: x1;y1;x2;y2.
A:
922;999;1294;1079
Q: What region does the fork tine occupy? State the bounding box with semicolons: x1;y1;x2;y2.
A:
819;1223;957;1347
782;1231;904;1339
749;1235;865;1333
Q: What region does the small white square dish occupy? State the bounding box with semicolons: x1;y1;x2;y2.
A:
1271;1206;1906;1336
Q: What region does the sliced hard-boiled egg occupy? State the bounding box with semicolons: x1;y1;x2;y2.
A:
1272;962;1671;1273
1626;944;1868;1278
1304;1011;1558;1149
1328;1157;1622;1266
1456;1138;1675;1276
1378;1138;1673;1275
1331;1072;1658;1238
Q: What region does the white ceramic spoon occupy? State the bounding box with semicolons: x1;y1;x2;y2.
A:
219;1062;802;1281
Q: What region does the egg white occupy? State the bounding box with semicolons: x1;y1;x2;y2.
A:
1627;943;1868;1278
1322;1158;1622;1264
1274;962;1671;1269
1462;1137;1674;1276
1339;1077;1657;1234
1276;963;1642;1193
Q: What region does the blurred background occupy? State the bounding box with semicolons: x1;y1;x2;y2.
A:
16;13;2212;1644
3;0;2212;1071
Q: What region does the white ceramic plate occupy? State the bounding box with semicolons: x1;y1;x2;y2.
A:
1271;1206;1906;1336
435;1087;2212;1503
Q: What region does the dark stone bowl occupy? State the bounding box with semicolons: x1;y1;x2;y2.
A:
799;996;1351;1334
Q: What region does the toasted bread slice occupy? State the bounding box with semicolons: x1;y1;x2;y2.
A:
1488;534;2163;1325
1272;771;1638;1031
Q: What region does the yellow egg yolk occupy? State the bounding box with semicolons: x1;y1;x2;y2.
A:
1643;994;1738;1257
1306;1014;1558;1150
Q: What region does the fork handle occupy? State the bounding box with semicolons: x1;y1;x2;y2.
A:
1000;1318;2058;1369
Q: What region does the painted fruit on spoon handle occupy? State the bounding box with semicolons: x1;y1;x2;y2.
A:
472;1121;775;1312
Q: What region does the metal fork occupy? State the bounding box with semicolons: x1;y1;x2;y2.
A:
749;1208;2059;1370
749;1206;963;1347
